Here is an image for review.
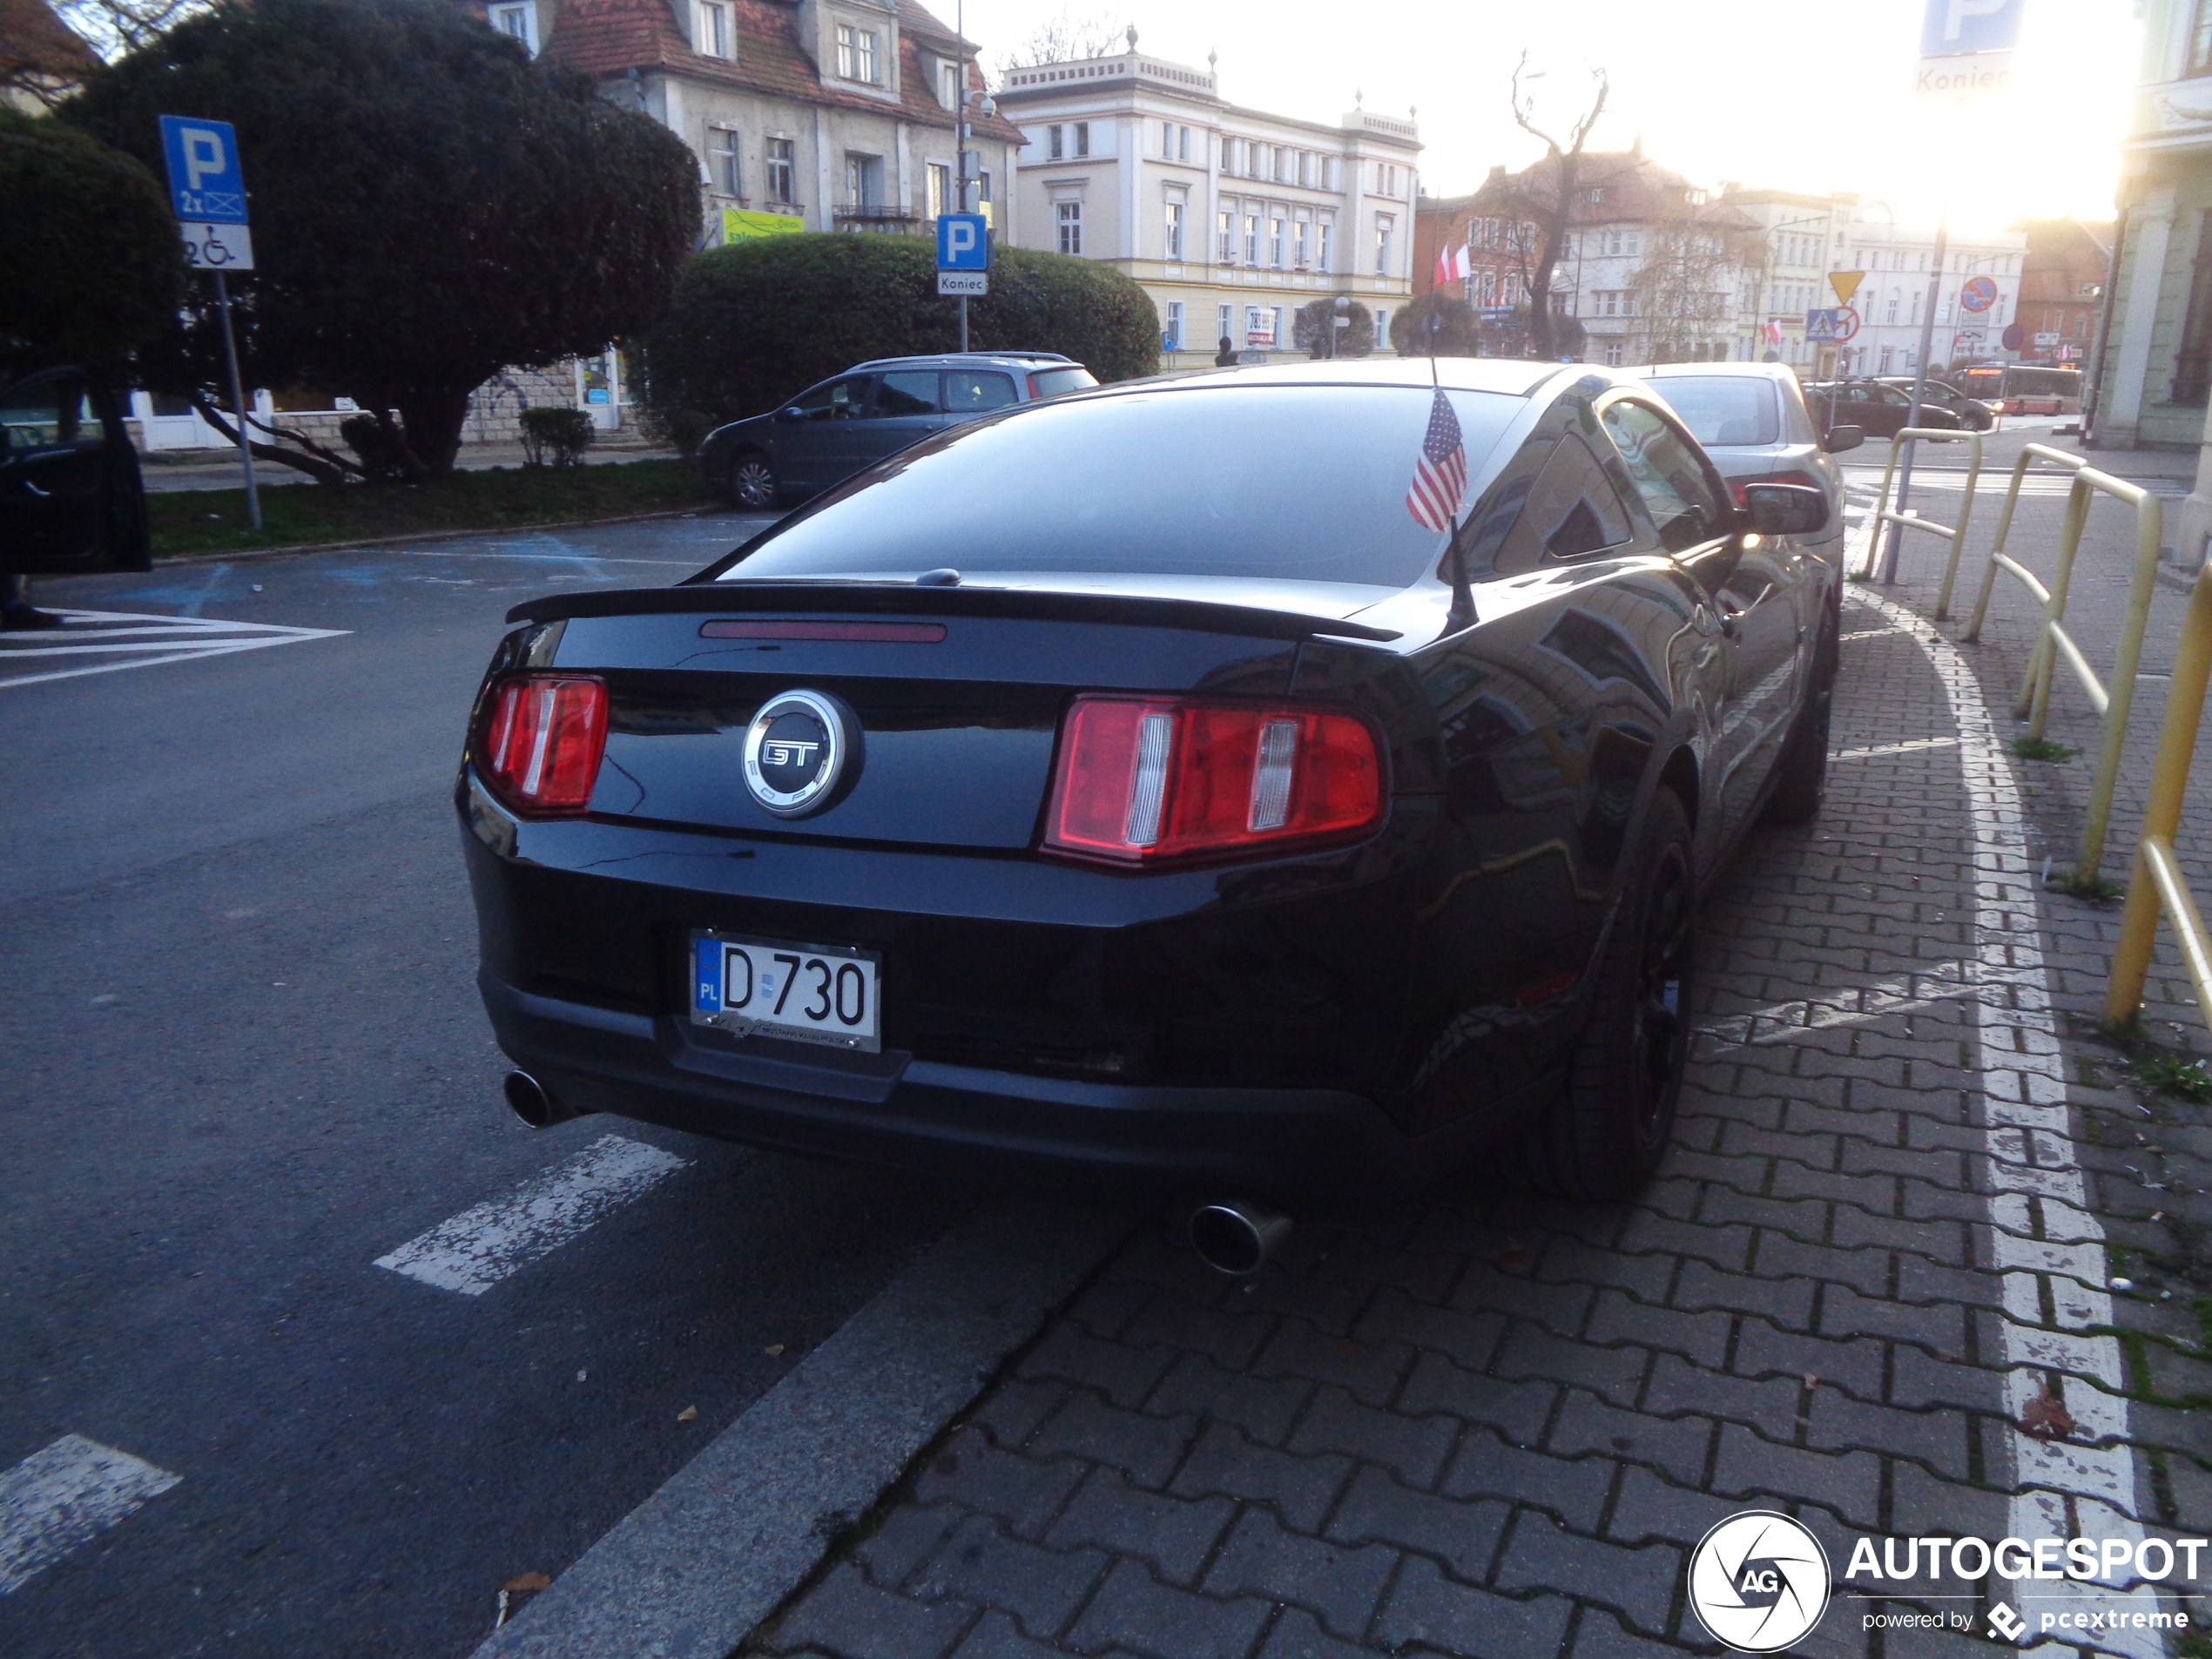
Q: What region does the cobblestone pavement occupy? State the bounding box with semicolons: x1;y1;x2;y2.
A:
738;489;2210;1659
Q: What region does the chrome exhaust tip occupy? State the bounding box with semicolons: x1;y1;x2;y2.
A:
1187;1197;1292;1277
501;1070;578;1129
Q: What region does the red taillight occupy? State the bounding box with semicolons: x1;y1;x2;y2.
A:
1728;469;1823;507
478;674;608;817
1043;695;1383;867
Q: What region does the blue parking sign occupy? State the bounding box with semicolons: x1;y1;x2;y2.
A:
936;212;988;272
1919;0;2024;57
159;115;249;224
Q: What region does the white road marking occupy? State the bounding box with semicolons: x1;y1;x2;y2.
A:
1696;957;2001;1051
0;609;348;690
1838;627;1898;641
1857;590;2164;1651
0;1435;180;1596
374;1136;690;1296
1832;735;1962;760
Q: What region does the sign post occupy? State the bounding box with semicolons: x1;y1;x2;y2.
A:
159;114;260;529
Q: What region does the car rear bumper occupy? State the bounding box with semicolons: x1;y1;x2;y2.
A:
479;968;1520;1209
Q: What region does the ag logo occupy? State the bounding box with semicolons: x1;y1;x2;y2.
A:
743;689;859;818
1687;1510;1831;1652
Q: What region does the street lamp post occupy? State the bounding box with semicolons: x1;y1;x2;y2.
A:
1327;293;1349;360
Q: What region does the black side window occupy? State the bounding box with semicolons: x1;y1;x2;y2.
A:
872;371;943;416
792;374;875;418
1492;435;1636;576
1599;400;1728;554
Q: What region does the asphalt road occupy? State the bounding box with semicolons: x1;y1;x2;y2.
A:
0;511;992;1658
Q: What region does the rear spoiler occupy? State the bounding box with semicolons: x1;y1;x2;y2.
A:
504;582;1402;643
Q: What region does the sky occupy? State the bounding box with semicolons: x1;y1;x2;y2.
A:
944;0;2139;236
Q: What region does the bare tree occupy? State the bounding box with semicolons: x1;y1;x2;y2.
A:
1501;54;1611;359
1629;199;1765;364
54;0;207;58
995;7;1128;78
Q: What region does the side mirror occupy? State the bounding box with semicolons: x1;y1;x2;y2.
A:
774;406;804;424
1820;423;1863;455
1740;482;1830;537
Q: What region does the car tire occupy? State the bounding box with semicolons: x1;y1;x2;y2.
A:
1501;787;1695;1203
1764;605;1839;828
728;452;780;510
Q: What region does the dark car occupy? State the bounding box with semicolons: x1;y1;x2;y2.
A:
1803;377;1965;439
698;352;1099;509
458;361;1836;1270
1;366;150;579
1876;377;1996;430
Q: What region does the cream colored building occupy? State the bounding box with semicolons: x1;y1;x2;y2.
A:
994;36;1420;367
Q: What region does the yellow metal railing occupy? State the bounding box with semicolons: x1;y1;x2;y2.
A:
1962;442;2167;886
1865;428;1984;618
2104;556;2212;1040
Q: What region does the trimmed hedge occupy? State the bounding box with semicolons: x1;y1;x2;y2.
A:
641;233;1160;423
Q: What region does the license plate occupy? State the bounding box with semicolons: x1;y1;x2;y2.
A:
689;930;880;1052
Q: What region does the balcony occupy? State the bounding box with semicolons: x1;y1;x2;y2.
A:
833;201;923;230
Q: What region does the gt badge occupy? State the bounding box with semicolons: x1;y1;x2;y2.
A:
743;689;859;817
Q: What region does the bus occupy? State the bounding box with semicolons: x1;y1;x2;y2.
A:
1947;363;2083;413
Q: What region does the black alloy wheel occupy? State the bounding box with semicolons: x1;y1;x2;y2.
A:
729;453;779;510
1504;788;1696;1202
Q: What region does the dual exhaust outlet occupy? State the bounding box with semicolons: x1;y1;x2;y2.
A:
500;1071;1291;1275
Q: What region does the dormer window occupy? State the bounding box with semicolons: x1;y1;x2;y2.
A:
696;1;731;59
938;58;961;108
836;24;879;84
489;1;536;54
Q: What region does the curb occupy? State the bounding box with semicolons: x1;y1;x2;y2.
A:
144;504;742;571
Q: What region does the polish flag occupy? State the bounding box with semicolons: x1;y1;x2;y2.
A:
1434;244;1471;286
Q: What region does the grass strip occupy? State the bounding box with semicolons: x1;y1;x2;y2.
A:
149;459;719;559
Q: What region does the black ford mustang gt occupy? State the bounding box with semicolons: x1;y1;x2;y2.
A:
458;360;1836;1263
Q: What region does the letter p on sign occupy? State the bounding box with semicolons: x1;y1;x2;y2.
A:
937;211;989;271
183;127;226;191
1920;0;2022;56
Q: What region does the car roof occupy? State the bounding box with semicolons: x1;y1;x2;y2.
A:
846;352;1079;371
1132;358;1593;399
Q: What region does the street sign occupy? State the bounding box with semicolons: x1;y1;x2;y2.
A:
2002;322;2027;350
1916;0;2023;97
1834;307;1862;342
1804;308;1843;342
2033;330;2060;346
159;114;254;271
936;212;989;272
1827;271;1865;307
937;271;987;296
1959;275;1998;313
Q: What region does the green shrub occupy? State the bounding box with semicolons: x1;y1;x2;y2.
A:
640;233;1160;424
339;413;410;483
1291;297;1374;359
642;405;717;459
1391;293;1481;357
519;406;596;469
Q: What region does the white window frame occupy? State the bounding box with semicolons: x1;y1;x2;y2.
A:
708;126;741;196
1164;300;1184;351
836;23;878;84
489;1;536;52
1073;121;1090;158
927;161;951;219
1269;214;1285;268
696;1;732;59
1317;218;1332;273
1056;199;1082;256
1217;206;1236;263
765;136;795;204
1163;192;1185;260
1048;125;1063;161
1217;302;1233;349
1374;213;1394;278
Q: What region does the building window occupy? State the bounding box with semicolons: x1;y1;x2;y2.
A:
696;1;732;57
765;138;794;204
845;152;881;210
1373;307;1389;347
1164;300;1184;351
1294;217;1310;267
836;24;878;84
1178;125;1190;160
1048;125;1063;160
1244;213;1259;265
1164;196;1185;260
1269;215;1285;267
1217;208;1235;262
1074;122;1090;158
1217;302;1233;350
1271;305;1285;346
490;2;536;51
1317;219;1332;273
939;59;961;107
1592;292;1630;317
1274;147;1290;184
709;128;740;196
1056;199;1082;256
2174;214;2212;401
1374;214;1394;277
927;162;951;219
1603;342;1624;367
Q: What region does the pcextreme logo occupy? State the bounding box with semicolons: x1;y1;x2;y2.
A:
1687;1513;2207;1651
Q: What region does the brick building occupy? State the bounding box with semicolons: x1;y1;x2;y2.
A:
2013;218;2114;368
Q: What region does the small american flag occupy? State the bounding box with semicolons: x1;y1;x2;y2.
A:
1406;386;1467;531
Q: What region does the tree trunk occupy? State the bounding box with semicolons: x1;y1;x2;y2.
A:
393;384;477;480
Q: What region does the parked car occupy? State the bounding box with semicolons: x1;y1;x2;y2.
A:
698;352;1099;509
1874;377;1996;430
1632;361;1857;578
0;365;150;579
458;359;1836;1271
1803;378;1965;439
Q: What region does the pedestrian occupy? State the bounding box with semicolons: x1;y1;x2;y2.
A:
1214;334;1237;368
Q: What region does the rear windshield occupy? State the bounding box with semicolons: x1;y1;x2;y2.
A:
1029;367;1098;398
714;384;1521;590
1649;376;1780;447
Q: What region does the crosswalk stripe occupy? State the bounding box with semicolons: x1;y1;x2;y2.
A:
0;1435;180;1596
374;1136;691;1296
0;610;348;691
